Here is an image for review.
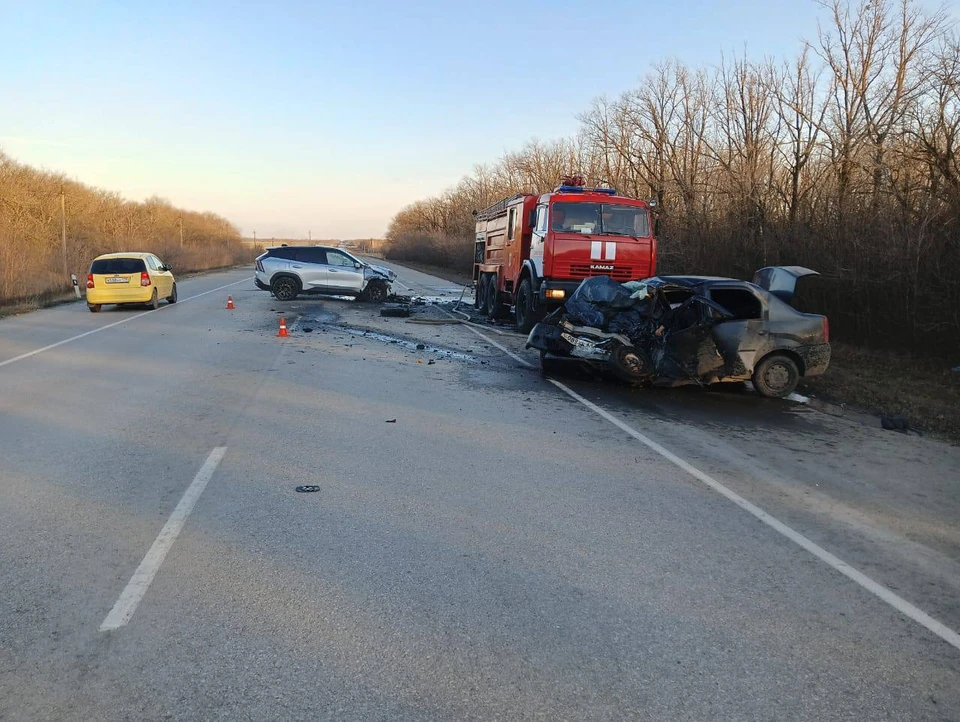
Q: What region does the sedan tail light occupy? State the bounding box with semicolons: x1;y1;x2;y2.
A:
141;271;151;287
86;274;94;289
823;316;830;343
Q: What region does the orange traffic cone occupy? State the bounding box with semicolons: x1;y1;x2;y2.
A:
277;317;289;337
226;296;235;310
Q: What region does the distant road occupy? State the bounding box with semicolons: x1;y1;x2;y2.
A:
1;261;959;720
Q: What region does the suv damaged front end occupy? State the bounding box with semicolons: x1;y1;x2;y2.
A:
363;263;397;285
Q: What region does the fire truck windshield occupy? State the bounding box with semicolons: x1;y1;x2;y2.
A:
551;202;650;237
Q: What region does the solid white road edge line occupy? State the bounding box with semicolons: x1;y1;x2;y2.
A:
0;277;251;369
453;316;960;653
99;447;228;632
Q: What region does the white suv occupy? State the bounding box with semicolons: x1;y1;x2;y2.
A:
254;246;397;302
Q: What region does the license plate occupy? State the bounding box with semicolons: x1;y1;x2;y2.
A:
105;277;129;284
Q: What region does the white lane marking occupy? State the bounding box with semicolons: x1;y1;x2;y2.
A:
441;309;533;361
100;447;227;631
0;277;251;369
458;320;960;653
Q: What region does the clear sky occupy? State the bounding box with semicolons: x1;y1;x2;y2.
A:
2;0;830;238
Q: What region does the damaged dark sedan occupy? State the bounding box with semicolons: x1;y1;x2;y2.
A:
526;266;830;398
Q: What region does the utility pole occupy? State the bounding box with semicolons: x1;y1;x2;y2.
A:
253;230;256;245
60;184;68;276
308;229;311;242
179;214;184;247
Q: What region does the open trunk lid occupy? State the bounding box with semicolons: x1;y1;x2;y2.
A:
752;266;819;304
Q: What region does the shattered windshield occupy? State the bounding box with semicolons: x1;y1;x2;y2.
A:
551;202;650;237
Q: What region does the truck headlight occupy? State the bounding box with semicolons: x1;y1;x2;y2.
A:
545;289;566;299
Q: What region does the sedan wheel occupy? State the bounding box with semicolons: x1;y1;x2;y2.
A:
752;354;800;398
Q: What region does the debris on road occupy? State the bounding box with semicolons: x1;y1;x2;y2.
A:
881;415;922;435
381;305;411;318
385;418;397;423
303;327;313;333
295;485;321;493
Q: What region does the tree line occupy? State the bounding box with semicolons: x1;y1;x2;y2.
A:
0;150;251;305
387;0;960;356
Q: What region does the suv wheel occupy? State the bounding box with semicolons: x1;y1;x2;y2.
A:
272;276;299;301
362;280;388;303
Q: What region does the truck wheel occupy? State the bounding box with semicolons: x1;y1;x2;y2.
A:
475;274;488;313
486;275;506;319
752;354;799;398
514;279;538;333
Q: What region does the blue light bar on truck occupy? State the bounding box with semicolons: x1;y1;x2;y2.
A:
555;185;618;194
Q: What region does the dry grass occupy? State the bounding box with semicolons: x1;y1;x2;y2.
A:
0;150;253;307
800;343;960;443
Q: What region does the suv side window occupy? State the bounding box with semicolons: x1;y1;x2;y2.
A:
294;248;327;265
269;247;297;260
326;251;356;267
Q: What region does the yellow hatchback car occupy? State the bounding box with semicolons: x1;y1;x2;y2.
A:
85;252;178;312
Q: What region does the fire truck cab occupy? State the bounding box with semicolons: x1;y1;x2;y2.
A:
473;181;657;332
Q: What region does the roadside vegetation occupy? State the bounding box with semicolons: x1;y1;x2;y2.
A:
386;0;960;440
0;150;252;308
387;0;960;359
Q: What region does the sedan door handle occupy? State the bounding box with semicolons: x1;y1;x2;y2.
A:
292;264;304;268
757;329;768;336
329;269;339;272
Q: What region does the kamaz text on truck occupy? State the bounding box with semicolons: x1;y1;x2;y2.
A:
473;179;658;332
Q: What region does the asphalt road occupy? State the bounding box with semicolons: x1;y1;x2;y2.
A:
1;261;959;721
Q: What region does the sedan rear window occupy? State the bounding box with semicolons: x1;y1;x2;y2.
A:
90;258;147;274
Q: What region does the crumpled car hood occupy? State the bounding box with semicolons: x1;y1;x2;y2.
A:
364;263;397;282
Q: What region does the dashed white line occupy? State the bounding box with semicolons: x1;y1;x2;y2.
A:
100;447;228;631
0;277;251;369
456;317;960;653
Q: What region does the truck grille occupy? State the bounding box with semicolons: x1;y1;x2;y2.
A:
568;264;635;281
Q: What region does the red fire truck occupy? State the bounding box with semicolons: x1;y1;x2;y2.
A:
473;179;658;332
